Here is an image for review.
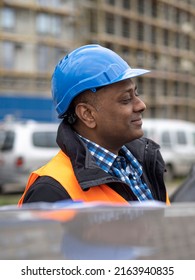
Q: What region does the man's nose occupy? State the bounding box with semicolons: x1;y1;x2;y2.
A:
134;96;146;112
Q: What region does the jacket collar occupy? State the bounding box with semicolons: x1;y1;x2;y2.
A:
56;120;121;190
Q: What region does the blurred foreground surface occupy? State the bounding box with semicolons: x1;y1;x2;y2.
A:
0;201;195;260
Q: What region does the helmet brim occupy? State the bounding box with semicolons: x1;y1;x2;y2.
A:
113;68;150;83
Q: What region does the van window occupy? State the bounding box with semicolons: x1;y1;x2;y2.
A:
0;130;15;151
161;131;171;148
32;131;58;148
176;131;187;145
193;132;195;146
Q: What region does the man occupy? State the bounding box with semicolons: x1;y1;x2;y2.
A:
18;44;170;205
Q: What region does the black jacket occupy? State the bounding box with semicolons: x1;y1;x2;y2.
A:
23;120;167;203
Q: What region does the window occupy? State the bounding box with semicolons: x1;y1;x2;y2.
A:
173;105;178;118
137;22;144;41
2;42;15;69
121;47;129;60
151;53;158;69
36;13;61;35
33;132;58;148
1;7;15;29
0;130;15;151
89;10;97;33
37;45;49;72
174;81;179;96
163;4;169;20
161;131;172;148
184;82;189;97
184;35;190;50
176;9;181;24
150;79;156;99
37;0;60;6
151;26;156;44
36;13;49;34
138;0;144;14
136;77;143;95
150;106;156;118
192;132;195;146
123;0;131;9
105;13;115;34
163;29;169;46
176;131;187;145
136;50;144;67
122;17;130;38
151;0;158;17
106;0;115;5
174;32;179;48
163;80;168;97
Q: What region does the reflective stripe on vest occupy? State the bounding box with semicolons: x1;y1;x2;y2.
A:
18;150;128;206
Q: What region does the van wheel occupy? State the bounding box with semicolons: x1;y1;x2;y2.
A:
0;185;3;194
165;164;174;182
0;184;7;194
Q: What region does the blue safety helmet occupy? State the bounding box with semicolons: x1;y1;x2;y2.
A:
51;44;150;118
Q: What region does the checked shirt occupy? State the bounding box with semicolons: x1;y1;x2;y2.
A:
79;135;154;201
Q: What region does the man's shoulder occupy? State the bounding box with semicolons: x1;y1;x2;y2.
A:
23;176;71;203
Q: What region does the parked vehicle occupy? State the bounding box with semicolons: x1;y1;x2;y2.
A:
170;164;195;202
142;118;195;180
0;120;59;193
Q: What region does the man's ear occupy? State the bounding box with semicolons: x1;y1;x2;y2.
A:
75;103;97;128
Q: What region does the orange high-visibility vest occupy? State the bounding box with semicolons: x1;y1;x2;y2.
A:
18;150;170;206
18;150;129;206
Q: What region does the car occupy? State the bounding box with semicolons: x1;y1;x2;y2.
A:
170;164;195;202
0;119;59;193
142;118;195;180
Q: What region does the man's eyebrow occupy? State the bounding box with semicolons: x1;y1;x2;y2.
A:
118;83;137;95
127;85;137;93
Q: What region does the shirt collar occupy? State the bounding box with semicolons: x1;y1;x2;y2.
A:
78;134;142;175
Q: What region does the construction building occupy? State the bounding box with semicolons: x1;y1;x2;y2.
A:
0;0;194;122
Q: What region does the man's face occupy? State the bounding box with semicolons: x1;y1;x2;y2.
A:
93;78;146;153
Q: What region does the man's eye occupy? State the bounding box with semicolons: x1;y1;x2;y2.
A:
121;99;131;104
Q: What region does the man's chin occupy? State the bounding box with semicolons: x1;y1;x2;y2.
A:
129;130;144;141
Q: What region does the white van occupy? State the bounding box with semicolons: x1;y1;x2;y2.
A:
142;119;195;180
0;120;59;193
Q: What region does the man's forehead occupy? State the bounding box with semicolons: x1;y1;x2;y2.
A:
106;78;136;91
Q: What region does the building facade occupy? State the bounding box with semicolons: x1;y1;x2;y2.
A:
0;0;195;122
